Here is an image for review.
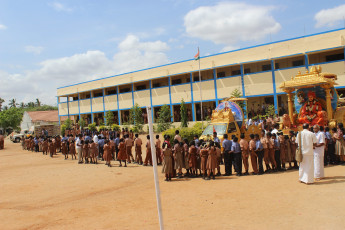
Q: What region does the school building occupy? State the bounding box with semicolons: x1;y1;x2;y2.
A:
57;28;345;125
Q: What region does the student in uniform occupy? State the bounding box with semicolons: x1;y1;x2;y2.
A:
188;141;197;177
155;135;162;165
144;135;153;166
173;139;185;178
232;136;242;176
206;141;218;180
103;140;112;167
89;140;97;164
61;140;68;159
42;138;48;155
239;133;250;175
69;140;76;160
278;132;287;170
183;139;190;176
200;143;209;179
260;130;271;172
117;138;127;167
162;142;173;181
272;133;282;171
125;134;134;163
254;134;264;175
83;140;90;164
249;134;258;175
267;132;277;171
134;134;143;164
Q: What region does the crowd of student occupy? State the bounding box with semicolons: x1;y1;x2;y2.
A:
18;120;344;182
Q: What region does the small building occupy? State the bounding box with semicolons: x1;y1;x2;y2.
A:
21;111;72;136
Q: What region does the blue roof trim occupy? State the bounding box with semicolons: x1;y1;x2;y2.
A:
57;27;345;91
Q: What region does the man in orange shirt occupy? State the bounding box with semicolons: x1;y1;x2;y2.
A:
125;134;134;163
134;133;143;164
249;134;258;175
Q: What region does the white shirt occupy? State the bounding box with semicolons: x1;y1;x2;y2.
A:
76;138;82;149
271;128;278;134
296;129;317;156
314;131;325;156
93;135;98;143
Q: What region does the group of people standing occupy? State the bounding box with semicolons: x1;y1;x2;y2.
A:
15;120;343;183
0;132;4;150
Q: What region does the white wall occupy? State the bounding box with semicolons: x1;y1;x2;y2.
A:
20;112;33;131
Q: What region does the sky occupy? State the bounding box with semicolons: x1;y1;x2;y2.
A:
0;0;345;106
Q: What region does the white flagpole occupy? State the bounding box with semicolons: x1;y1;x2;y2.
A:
198;47;204;130
146;106;164;230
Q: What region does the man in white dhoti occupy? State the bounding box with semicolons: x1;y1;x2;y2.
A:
313;125;325;180
296;124;317;184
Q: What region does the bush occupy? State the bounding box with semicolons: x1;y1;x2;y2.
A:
105;111;115;126
78;118;86;129
162;122;203;143
98;125;106;131
61;124;67;136
111;124;120;131
88;122;97;132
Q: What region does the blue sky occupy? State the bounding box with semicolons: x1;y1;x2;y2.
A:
0;0;345;105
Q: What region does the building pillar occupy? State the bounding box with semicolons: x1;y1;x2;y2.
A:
131;84;135;107
57;97;61;126
190;73;195;121
66;96;70;119
149;80;154;123
78;93;81;120
117;86;121;125
324;87;333;120
102;89;106;124
240;64;247;118
271;60;278;114
168;76;173;122
213;69;219;107
305;54;309;71
286;90;295;124
90;92;94;124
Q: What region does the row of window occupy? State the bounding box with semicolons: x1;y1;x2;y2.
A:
70;49;344;101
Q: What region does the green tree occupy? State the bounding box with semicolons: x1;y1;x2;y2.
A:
0;107;24;130
265;104;276;117
0;98;5;111
129;103;143;132
105;111;115;126
78;118;86;129
157;104;172;132
64;118;72;129
9;98;17;108
88;122;97;132
180;99;188;127
35;98;41;107
230;88;246;116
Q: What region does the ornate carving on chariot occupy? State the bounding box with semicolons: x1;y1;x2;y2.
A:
279;65;343;130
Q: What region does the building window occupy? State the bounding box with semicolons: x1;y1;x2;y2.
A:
262;64;271;71
275;63;280;70
120;88;131;93
231;70;241;75
194;76;201;82
186;77;190;83
326;53;344;62
292;60;304;67
73;97;78;101
172;79;182;85
136;85;146;90
217;72;226;78
107;90;117;95
244;68;251;74
94;92;103;97
152;83;161;88
85;93;91;99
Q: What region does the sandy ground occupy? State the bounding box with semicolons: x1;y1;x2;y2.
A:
1;138;345;230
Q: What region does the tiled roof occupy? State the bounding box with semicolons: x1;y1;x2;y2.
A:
27;111;73;122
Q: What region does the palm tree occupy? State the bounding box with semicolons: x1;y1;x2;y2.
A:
0;97;4;111
35;98;41;107
20;102;25;108
9;98;17;108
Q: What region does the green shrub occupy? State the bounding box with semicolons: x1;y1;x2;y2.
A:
162;123;203;143
98;125;106;131
88;122;97;132
61;124;67;136
111;124;120;131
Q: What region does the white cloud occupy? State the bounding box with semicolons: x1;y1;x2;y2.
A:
184;2;281;45
0;35;170;105
220;45;240;52
49;2;72;12
25;46;44;55
0;24;7;30
314;4;345;28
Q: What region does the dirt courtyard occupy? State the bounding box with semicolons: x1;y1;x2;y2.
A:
1;139;345;230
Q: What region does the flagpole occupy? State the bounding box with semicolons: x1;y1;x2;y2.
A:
198;47;204;130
